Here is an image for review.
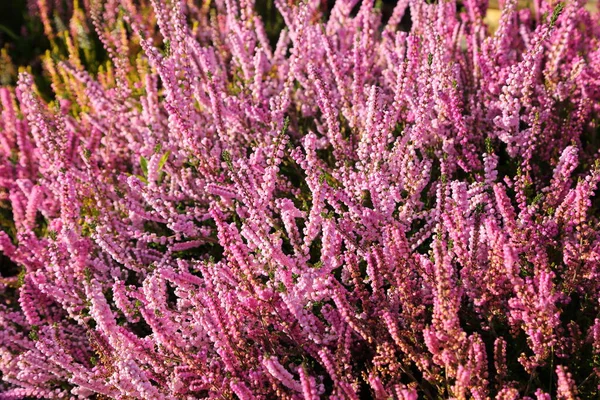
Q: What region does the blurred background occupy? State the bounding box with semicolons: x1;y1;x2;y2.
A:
0;0;47;85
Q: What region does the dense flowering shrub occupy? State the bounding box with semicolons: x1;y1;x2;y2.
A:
1;0;600;398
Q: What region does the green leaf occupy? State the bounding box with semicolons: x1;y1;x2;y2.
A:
140;156;148;177
29;325;39;341
158;151;170;172
319;169;341;189
281;116;290;135
485;137;494;154
8;150;18;166
475;203;485;214
276;282;287;293
531;192;544;206
222;150;233;170
16;269;26;288
320;211;334;220
550;2;565;27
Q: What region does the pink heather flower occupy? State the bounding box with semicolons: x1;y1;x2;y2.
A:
0;0;599;398
556;365;578;400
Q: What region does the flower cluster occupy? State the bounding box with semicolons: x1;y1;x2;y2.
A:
1;0;600;398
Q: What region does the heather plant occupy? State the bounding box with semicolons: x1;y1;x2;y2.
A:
1;0;600;398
